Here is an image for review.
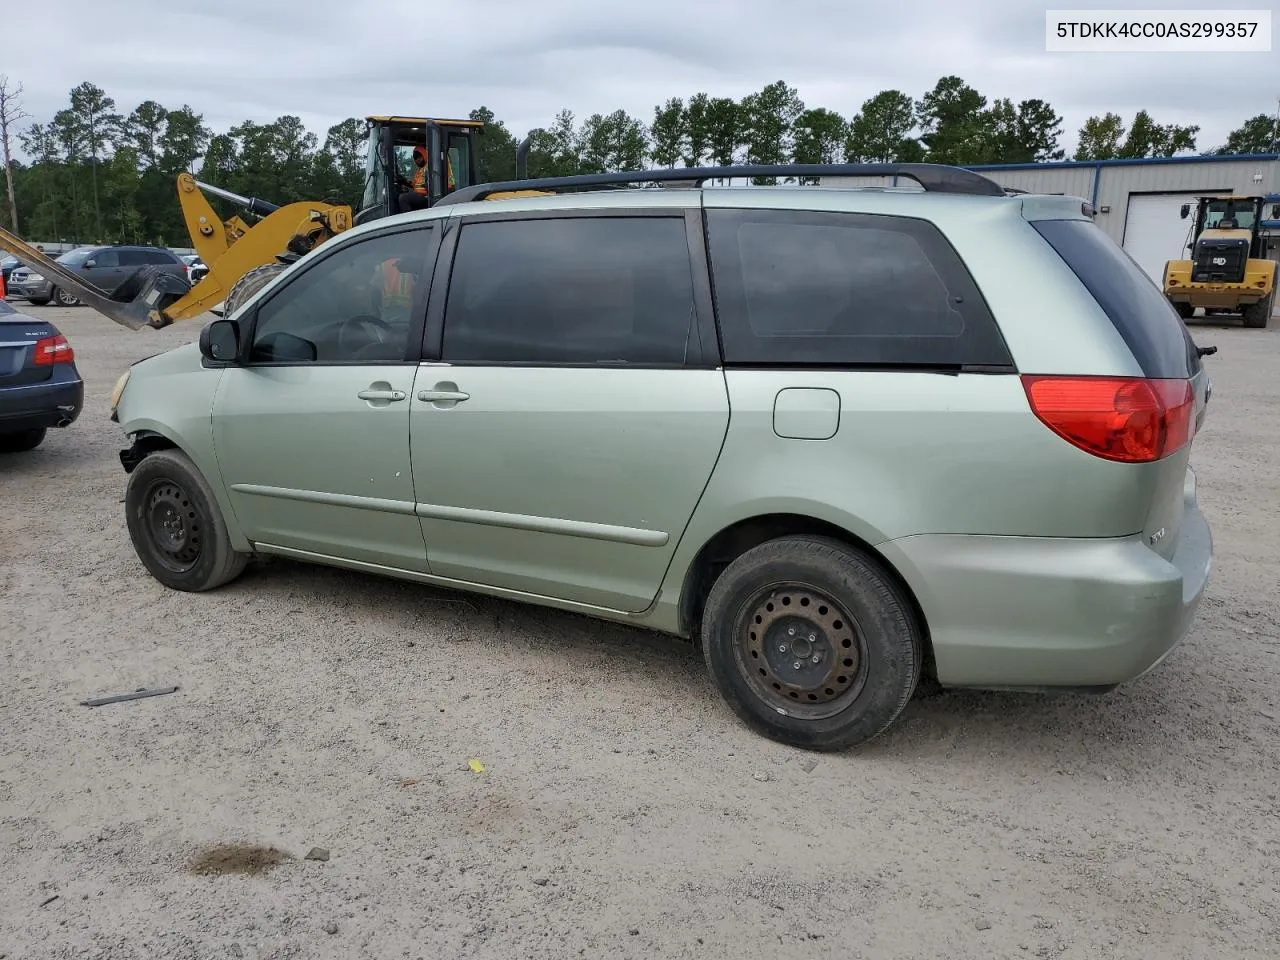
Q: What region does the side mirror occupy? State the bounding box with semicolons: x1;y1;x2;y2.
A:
84;259;97;269
199;318;240;363
1179;204;1190;219
1271;204;1279;220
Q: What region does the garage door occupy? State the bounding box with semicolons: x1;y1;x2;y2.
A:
1122;192;1222;284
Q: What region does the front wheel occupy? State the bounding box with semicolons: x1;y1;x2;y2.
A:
124;448;248;591
51;286;80;307
701;535;922;751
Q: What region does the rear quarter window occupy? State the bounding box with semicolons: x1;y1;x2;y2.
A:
1031;219;1197;379
121;250;179;266
705;208;1012;368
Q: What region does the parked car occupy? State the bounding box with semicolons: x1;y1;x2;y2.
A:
109;163;1214;751
180;255;209;285
0;297;83;451
8;244;190;306
2;255;20;290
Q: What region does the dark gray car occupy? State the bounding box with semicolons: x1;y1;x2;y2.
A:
8;245;190;306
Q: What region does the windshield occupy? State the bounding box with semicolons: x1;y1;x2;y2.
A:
359;127;430;214
359;125;384;213
57;249;93;266
1204;200;1256;230
1;256;16;268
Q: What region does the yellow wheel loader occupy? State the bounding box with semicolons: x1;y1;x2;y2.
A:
1163;195;1279;329
0;116;543;330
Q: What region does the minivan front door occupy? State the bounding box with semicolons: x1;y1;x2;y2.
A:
211;224;439;572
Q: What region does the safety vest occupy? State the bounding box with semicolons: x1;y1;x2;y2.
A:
411;156;456;195
381;260;414;316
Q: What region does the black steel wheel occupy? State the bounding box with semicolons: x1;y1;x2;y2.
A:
140;478;204;575
701;535;922;751
124;448;248;591
735;583;870;722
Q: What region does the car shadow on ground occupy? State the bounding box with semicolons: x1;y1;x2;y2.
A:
226;555;1219;770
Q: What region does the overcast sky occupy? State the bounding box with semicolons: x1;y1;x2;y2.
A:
6;0;1278;161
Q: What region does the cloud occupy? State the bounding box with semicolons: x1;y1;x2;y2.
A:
7;0;1278;159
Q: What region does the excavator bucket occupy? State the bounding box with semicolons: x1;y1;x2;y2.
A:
0;225;186;330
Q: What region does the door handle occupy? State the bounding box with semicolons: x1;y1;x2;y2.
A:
357;388;406;402
417;388;470;404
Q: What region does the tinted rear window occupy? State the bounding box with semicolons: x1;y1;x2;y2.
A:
1031;219;1196;379
705;208;1012;368
119;249;178;266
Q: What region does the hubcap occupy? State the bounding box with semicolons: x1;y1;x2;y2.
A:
736;585;868;720
143;481;201;572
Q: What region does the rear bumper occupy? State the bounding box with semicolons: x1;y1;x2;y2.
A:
877;468;1213;690
1166;283;1266;308
0;370;84;431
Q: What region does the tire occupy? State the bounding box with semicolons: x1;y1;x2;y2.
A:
0;427;46;452
223;262;288;318
1242;290;1274;329
51;286;80;307
701;535;922;751
1173;301;1194;320
124;448;248;591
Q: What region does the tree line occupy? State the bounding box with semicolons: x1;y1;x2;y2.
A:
1;75;1277;249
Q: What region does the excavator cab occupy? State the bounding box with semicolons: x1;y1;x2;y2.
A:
355;116;483;226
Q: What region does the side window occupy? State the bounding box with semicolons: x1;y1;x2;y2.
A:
91;249;120;268
705;208;1012;367
142;250;178;265
441;216;697;366
248;227;434;364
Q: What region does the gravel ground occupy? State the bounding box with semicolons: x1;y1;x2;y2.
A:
2;302;1278;960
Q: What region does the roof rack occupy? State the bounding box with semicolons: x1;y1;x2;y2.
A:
436;162;1007;206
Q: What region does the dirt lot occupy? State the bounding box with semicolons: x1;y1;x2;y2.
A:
2;303;1278;960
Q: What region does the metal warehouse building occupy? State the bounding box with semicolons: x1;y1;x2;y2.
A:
823;153;1280;286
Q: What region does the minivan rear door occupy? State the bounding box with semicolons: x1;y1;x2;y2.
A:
411;207;729;613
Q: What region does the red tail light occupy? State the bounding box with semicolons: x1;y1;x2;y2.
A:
33;334;75;366
1021;375;1194;463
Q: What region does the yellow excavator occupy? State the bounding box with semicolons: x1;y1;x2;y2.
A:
0;115;541;329
1163;195;1279;329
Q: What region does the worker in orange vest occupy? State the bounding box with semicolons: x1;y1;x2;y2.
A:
377;257;415;323
398;144;456;213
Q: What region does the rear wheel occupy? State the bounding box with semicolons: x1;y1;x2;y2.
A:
51;286;80;307
0;427;46;452
124;448;248;591
223;262;288;317
701;535;922;751
1242;290;1274;329
1172;301;1194;320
